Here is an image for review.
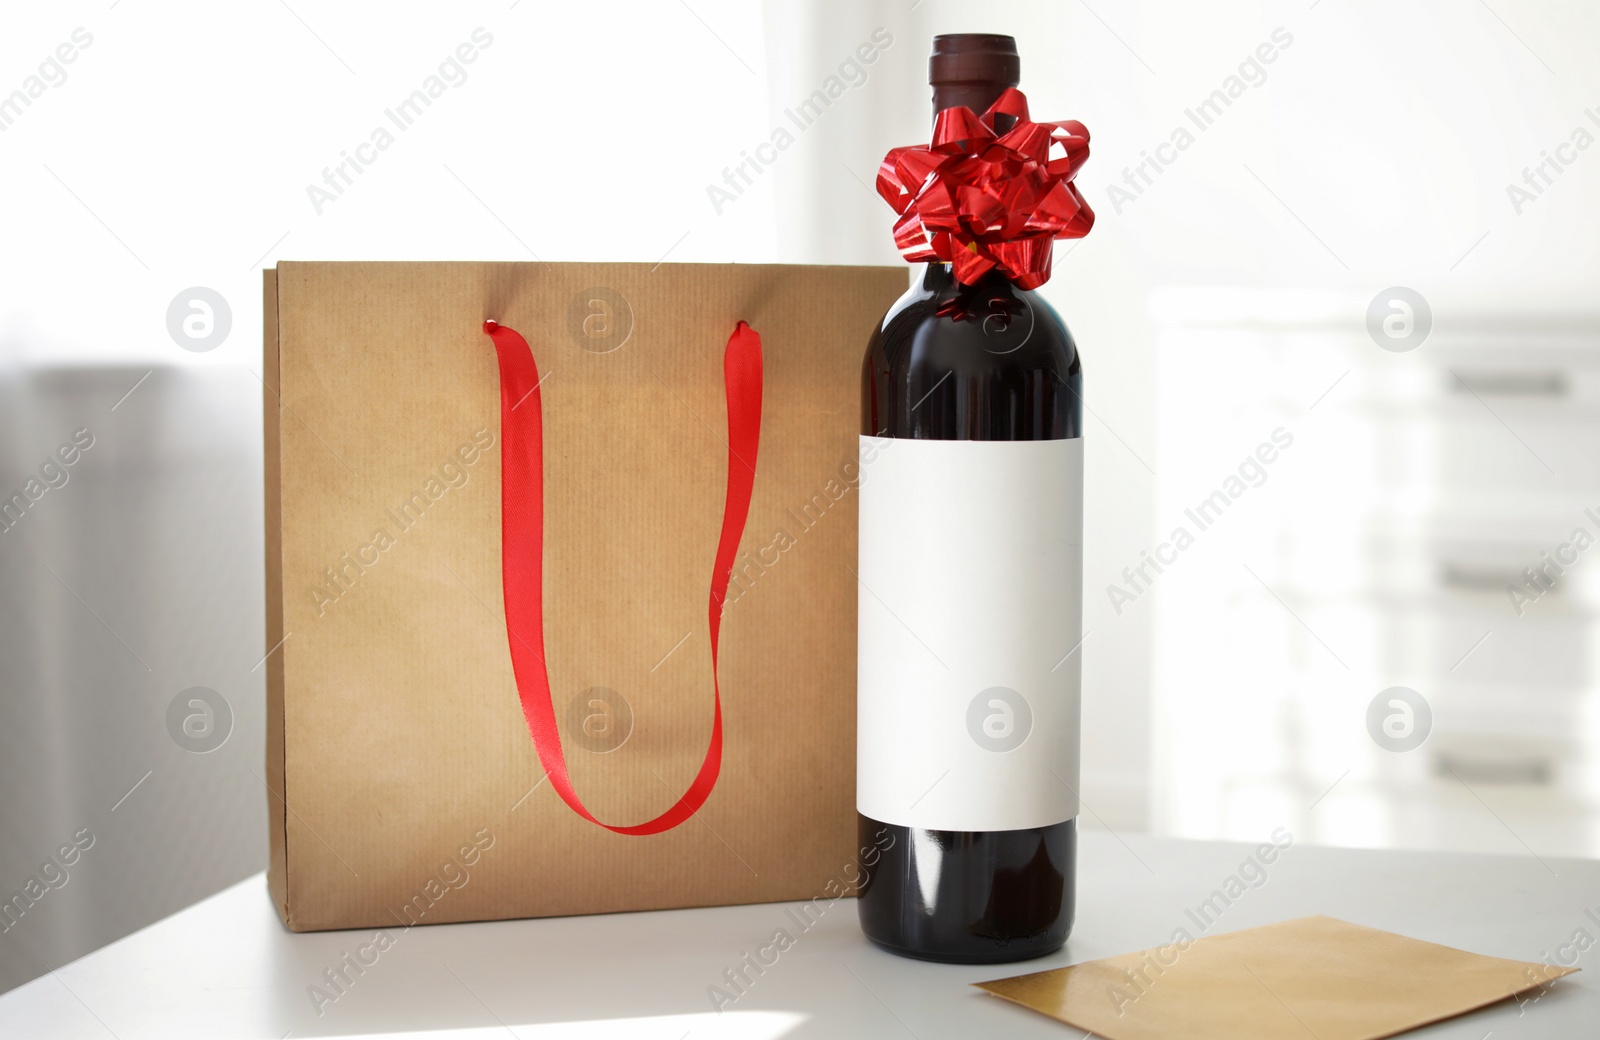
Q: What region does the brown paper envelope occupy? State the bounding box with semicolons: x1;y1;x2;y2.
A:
974;915;1578;1040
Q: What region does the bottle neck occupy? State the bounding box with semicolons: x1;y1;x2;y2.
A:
932;82;1008;119
923;261;1025;298
932;82;1017;133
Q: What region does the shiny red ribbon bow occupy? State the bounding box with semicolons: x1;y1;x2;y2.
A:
876;88;1094;289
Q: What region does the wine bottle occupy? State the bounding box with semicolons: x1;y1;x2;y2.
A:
856;34;1090;963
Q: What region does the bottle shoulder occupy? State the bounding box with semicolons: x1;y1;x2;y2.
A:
867;274;1079;376
862;267;1082;441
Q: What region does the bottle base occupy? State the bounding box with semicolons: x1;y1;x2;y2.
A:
856;814;1076;964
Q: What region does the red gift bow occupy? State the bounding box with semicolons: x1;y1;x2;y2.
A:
481;319;762;835
876;87;1093;290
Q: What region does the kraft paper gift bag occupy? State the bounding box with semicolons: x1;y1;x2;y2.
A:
262;261;905;931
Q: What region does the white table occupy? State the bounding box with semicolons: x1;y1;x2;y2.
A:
2;832;1595;1038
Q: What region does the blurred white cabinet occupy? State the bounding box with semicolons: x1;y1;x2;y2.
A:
1147;290;1600;858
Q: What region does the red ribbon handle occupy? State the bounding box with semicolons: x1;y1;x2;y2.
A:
481;319;763;836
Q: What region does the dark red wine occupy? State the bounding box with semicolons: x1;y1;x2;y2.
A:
855;34;1084;964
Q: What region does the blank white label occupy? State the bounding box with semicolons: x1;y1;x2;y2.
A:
856;435;1083;832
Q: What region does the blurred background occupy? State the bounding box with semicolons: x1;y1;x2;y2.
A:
3;0;1598;997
